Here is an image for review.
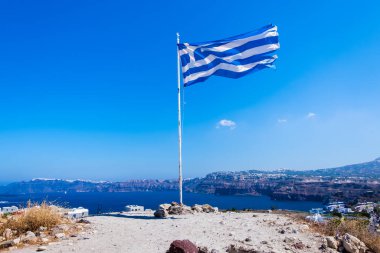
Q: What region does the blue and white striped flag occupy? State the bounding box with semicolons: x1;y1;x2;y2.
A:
178;24;279;87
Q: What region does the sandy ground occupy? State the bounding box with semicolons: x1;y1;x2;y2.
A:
14;211;324;253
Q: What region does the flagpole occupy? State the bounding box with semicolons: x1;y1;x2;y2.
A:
176;32;183;205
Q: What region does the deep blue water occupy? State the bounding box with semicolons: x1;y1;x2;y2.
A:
0;191;322;214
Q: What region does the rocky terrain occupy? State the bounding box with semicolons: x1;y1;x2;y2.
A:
1;158;380;203
9;209;373;253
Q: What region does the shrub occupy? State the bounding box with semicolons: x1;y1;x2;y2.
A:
311;218;380;253
0;201;63;235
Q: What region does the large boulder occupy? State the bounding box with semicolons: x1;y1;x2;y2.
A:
167;239;198;253
168;205;183;215
168;204;193;215
192;205;203;213
160;204;171;211
202;204;217;213
342;233;368;253
154;209;168;218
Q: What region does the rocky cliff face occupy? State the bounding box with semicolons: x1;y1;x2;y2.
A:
1;158;380;203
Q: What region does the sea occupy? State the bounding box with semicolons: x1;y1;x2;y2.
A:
0;191;322;214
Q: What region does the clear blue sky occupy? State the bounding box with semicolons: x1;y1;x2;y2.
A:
1;0;380;182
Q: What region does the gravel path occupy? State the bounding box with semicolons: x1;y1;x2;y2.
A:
15;211;323;253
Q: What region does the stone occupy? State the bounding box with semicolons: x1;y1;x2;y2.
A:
245;237;252;242
55;233;66;239
342;233;368;253
37;246;48;251
12;238;20;245
202;204;216;213
191;205;203;213
41;238;50;243
3;229;12;240
22;231;37;243
198;246;209;253
57;224;70;232
159;203;171;211
326;236;338;250
283;237;295;244
167;239;198;253
229;232;235;236
168;205;182;215
0;240;13;249
77;219;91;224
299;224;309;232
168;205;193;215
154;209;168;218
226;244;257;253
39;226;47;231
293;242;305;250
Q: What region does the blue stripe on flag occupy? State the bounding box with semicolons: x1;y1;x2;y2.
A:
178;24;280;87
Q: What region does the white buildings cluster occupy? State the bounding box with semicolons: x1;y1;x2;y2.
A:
0;206;19;214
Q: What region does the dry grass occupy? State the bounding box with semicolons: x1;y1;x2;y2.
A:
310;218;380;253
0;201;65;236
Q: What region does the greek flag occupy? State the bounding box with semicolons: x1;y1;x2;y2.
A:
178;24;279;87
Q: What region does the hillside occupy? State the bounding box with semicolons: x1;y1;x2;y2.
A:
1;158;380;203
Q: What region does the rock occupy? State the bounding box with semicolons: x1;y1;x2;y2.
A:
342;233;368;253
202;204;216;213
55;233;66;239
159;203;171;210
181;205;194;214
293;242;305;250
198;246;209;253
245;237;252;242
3;229;12;240
154;209;168;218
299;224;309;232
0;240;13;249
326;236;338;250
167;239;198;253
77;219;91;224
22;231;37;243
226;244;257;253
41;238;49;243
283;237;295;244
168;205;183;215
192;205;203;213
279;229;285;234
39;226;47;231
229;232;235;236
57;224;70;232
12;238;20;245
37;246;48;251
168;205;193;215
